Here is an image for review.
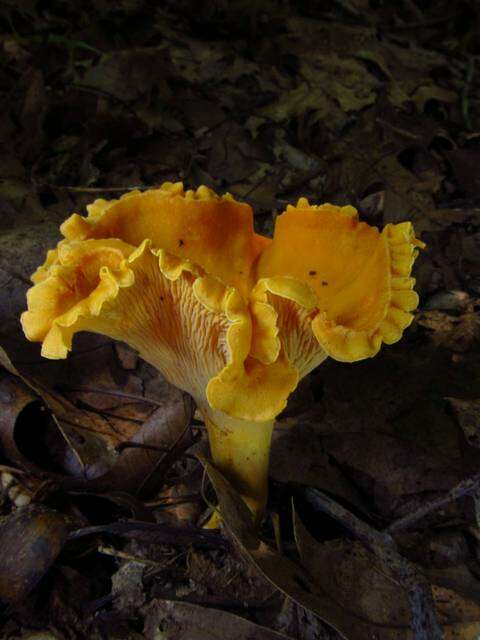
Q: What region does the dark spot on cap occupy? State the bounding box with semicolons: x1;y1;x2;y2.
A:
160;296;164;301
178;239;185;247
309;270;317;276
322;281;328;286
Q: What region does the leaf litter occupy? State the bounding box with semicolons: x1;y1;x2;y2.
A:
1;1;480;638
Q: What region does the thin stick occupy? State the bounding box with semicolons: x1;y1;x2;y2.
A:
0;465;26;476
97;545;159;566
136;422;199;496
143;551;187;580
67;521;228;549
116;442;171;454
58;385;164;407
386;471;480;534
144;494;201;508
45;185;147;193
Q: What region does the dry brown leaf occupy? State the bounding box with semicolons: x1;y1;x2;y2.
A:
260;53;380;130
294;509;412;637
271;420;368;513
0;505;69;603
203;459;413;640
82;392;194;495
447;398;480;449
434;585;480;640
1;344;194;488
143;599;293;640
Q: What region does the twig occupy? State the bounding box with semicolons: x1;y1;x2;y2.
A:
136;422;200;496
58;384;164;407
45;184;147;193
67;520;228;550
116;441;198;463
386;471;480;534
0;465;26;476
303;487;443;640
143;551;187;580
389;14;457;30
144;493;202;508
278;167;324;197
97;544;160;566
116;441;171;454
242;170;272;199
461;58;475;131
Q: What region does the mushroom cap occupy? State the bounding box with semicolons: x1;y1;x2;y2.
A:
21;185;423;422
255;200;424;363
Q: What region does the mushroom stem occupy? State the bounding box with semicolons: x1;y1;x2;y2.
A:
201;408;274;524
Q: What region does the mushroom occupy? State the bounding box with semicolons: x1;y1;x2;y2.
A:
21;183;424;524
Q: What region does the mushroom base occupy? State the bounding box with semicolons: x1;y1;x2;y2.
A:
200;407;274;525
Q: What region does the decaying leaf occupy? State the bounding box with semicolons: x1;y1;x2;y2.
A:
82;391;195;494
0;505;69;603
260;53;380;131
203;459;414;639
293;509;411;638
447;398;480;449
0;366;49;473
433;585;480;640
271;419;369;513
143;599;293;640
0;350;116;479
1;346;195;493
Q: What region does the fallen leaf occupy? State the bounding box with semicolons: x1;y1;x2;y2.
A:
143;599;293;640
203;459;413;640
111;562;146;614
433;585;480;640
0;366;48;473
0;355;116;479
0;505;69;603
294;509;411;637
447;398;480;449
187;547;275;607
260;53;380;131
271;419;369;513
416;311;480;353
272;597;334;640
443;623;480;640
2;347;196;498
82;47;172;102
79;391;195;495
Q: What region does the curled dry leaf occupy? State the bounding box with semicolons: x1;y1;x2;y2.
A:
0;352;113;479
1;344;195;494
1;344;117;477
0;505;69;603
69;391;195;495
0;367;37;469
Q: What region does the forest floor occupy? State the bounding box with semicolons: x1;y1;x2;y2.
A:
0;1;480;639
